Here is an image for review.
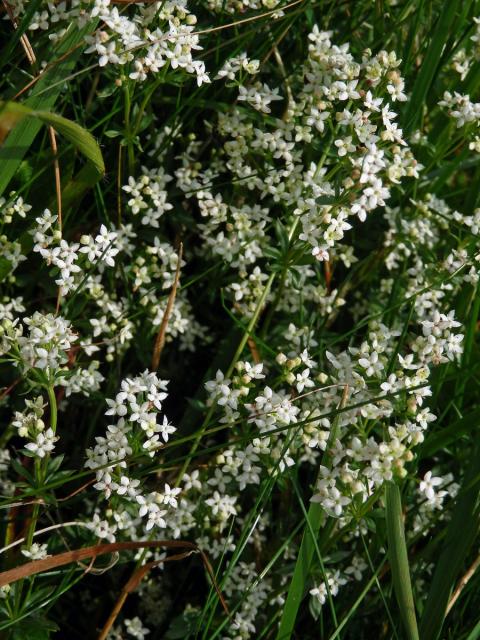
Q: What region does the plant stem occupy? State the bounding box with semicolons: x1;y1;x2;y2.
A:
47;384;57;434
261;215;301;338
15;384;57;614
124;82;135;175
175;271;276;486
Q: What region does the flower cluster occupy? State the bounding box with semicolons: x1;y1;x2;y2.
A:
84;0;209;85
86;371;180;531
1;5;480;639
32;210;120;295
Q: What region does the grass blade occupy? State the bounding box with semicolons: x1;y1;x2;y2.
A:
421;409;480;457
403;2;466;133
466;619;480;640
277;389;349;639
385;482;419;640
419;444;480;640
276;501;326;640
327;557;387;640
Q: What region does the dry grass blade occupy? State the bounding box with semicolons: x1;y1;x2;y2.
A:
0;539;229;616
446;553;480;615
0;540;190;586
98;550;196;640
151;242;183;370
48;125;63;232
1;0;35;64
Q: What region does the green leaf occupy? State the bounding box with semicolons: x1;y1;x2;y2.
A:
104;129;122;138
466;619;480;640
166;612;198;639
0;101;104;178
421;409;480;457
0;21;98;197
10;456;35;485
403;2;465;133
62;168;98;217
11;613;59;640
277;391;348;639
0;256;12;282
385;482;419;640
276;501;327;640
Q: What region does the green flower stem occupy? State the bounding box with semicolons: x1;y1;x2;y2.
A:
175;215;303;487
15;384;57;615
124;82;135;176
175;271;276;486
47;384;58;434
260;216;301;338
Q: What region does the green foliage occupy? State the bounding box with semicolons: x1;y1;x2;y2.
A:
0;101;104;177
385;482;419;640
1;1;480;639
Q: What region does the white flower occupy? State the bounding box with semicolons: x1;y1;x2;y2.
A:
25;428;58;458
105;395;128;417
296;368;315;393
312;246;330;261
158;415;176;442
125;616;150;639
419;471;443;501
94;472;114;499
115;475;140;498
21;543;49;560
358;351;384;377
159;483;181;508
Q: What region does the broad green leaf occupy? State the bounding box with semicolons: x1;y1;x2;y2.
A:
385;482;419;640
0;101;104;178
277;391;348;639
0;21;97;197
57;163;105;216
466;619;480;640
276;500;325;640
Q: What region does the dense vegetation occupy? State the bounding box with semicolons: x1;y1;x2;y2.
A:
1;1;480;638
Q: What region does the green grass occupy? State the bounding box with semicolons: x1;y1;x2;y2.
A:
1;1;480;639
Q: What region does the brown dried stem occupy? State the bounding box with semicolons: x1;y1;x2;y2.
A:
446;552;480;615
151;242;183;371
48;125;63;232
97;550;195;640
1;0;36;64
0;539;229;621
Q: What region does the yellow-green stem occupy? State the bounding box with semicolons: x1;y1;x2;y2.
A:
16;385;57;614
175;216;301;486
47;384;57;434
